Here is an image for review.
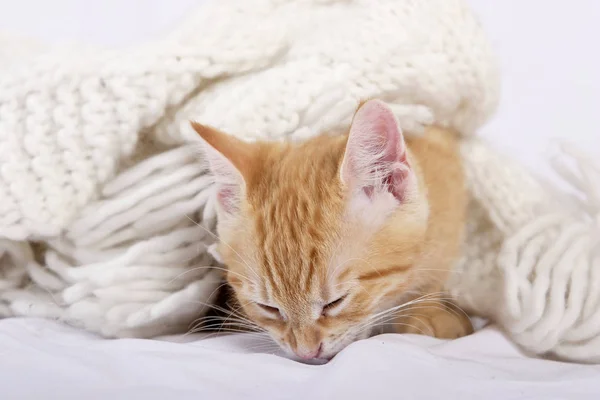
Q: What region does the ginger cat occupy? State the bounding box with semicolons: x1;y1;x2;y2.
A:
191;99;472;361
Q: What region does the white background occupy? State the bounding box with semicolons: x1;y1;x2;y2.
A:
0;0;598;177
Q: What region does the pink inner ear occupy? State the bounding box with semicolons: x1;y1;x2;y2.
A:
198;136;245;215
217;186;238;213
381;164;410;202
342;100;410;202
364;162;410;202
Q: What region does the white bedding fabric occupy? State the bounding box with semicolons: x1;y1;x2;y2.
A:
2;318;599;399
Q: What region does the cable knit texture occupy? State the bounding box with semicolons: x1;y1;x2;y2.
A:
0;0;598;362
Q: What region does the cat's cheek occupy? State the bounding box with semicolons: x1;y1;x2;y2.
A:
260;328;294;357
248;316;288;347
321;335;357;360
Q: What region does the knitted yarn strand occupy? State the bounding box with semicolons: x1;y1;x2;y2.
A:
448;140;600;363
501;143;600;362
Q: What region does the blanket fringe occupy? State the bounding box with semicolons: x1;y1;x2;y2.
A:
500;142;600;362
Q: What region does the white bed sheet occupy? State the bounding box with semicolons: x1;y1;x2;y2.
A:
1;318;598;399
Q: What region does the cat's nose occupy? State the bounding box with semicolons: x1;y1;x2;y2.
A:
295;343;322;360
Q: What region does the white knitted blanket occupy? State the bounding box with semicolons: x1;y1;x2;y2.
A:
1;0;598;362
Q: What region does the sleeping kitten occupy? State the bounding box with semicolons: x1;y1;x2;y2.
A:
191;99;473;361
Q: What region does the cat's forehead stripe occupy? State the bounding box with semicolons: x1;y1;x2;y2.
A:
246;136;347;301
252;207;279;298
357;264;411;281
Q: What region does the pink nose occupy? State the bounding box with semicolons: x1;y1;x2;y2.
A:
295;343;323;360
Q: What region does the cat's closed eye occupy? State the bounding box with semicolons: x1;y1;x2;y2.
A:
322;294;348;315
256;303;281;318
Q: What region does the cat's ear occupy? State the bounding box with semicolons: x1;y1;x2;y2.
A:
191;122;253;214
340;99;412;203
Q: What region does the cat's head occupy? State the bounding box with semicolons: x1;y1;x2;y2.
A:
192;99;429;360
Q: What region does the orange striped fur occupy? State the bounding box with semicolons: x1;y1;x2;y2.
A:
191;100;472;361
